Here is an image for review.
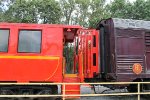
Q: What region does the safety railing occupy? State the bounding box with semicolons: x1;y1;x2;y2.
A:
0;82;149;100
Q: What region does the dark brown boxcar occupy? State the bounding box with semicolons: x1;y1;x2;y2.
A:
97;18;150;90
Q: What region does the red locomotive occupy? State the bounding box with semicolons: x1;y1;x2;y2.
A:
0;18;150;98
0;23;81;95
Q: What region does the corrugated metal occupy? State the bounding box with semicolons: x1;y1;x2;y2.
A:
116;56;144;73
145;32;150;73
145;33;150;46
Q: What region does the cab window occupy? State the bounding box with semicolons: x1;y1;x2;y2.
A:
18;30;42;53
0;29;9;52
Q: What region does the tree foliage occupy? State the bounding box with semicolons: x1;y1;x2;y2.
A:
1;0;61;23
0;0;150;27
37;0;62;24
4;0;37;23
75;0;91;27
60;0;106;27
89;0;109;28
107;0;150;20
60;0;76;25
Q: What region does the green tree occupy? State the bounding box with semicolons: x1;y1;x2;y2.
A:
3;0;38;23
89;0;109;28
0;0;5;22
75;0;91;27
60;0;76;25
107;0;150;20
37;0;62;24
131;0;150;20
0;8;2;22
60;0;108;27
106;0;131;18
3;0;62;24
63;43;75;74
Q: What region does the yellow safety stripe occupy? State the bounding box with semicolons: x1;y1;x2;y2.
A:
64;74;78;77
0;56;60;60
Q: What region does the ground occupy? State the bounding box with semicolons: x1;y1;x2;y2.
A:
79;85;147;100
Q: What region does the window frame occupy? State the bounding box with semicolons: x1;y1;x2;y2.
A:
93;53;96;66
93;35;96;47
0;29;10;53
17;29;42;53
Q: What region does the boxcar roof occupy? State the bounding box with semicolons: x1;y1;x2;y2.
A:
112;18;150;30
97;18;150;30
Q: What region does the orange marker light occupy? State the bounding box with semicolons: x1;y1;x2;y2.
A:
132;63;142;75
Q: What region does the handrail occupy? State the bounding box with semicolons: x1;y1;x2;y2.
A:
0;82;149;100
0;81;148;85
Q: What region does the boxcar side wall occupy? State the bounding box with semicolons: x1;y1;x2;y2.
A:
98;18;150;82
114;28;145;81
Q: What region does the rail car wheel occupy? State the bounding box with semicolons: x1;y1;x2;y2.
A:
141;83;150;98
34;85;59;100
127;78;143;92
52;85;58;94
127;84;137;92
0;85;59;100
127;79;150;98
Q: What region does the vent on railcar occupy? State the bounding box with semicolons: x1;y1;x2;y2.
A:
145;32;150;73
145;32;150;46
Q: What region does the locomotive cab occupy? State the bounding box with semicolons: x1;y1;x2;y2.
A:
0;23;81;96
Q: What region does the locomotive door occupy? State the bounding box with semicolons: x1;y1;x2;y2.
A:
63;37;79;77
77;29;99;78
145;32;150;73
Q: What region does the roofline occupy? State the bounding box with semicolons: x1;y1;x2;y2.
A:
96;18;112;30
96;18;150;30
0;22;82;29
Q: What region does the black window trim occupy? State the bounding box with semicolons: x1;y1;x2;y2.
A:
93;53;96;66
93;35;96;47
17;29;42;53
0;28;10;53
